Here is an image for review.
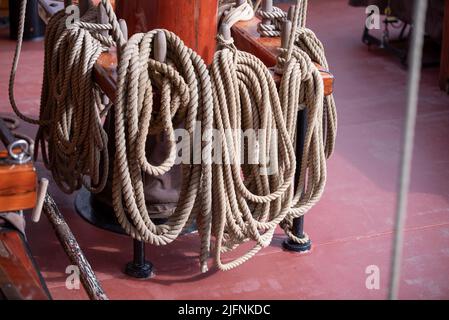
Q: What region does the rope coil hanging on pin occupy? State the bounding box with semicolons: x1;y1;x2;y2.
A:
9;0;122;193
8;0;337;272
112;28;214;272
211;26;297;270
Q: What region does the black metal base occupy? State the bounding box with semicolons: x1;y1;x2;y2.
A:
282;238;312;253
75;188;197;279
75;188;126;235
75;188;156;279
75;187;197;235
125;260;154;279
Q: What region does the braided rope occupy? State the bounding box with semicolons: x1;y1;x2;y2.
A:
35;7;111;194
256;6;286;37
112;28;213;272
8;0;336;271
211;40;296;270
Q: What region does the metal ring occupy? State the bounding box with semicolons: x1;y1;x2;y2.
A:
7;139;31;164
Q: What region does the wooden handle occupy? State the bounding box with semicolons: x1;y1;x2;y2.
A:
261;0;273;25
154;31;167;63
287;5;296;22
281;20;292;49
31;178;49;223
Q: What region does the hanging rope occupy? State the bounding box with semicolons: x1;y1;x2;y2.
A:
210;36;297;270
10;1;116;193
256;5;286;37
208;0;333;269
112;28;214;272
9;0;337;272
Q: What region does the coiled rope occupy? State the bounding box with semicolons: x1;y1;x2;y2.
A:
209;0;334;269
9;0;336;272
256;6;286;37
211;36;298;270
10;1;115;193
112;29;214;272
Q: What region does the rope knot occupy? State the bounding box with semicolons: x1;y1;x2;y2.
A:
216;34;237;53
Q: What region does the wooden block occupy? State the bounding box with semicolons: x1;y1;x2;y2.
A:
232;17;334;96
0;150;37;213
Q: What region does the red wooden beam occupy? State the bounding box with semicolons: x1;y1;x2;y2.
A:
232;17;334;96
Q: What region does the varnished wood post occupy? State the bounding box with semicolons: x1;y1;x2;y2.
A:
115;0;218;64
281;20;292;50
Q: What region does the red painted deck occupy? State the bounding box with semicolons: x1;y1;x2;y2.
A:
1;0;448;299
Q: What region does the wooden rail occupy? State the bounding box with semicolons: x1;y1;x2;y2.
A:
0;155;37;213
232;17;334;96
38;0;334;101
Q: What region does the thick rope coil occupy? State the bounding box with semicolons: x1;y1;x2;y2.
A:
9;0;336;271
34;7;111;194
210;38;300;270
276;0;337;158
279;48;327;244
0;115;35;154
276;0;334;243
11;0;127;194
112;29;213;272
256;6;286;37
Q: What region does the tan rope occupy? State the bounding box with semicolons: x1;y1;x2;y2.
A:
210;37;297;270
112;28;213;272
219;0;255;29
35;7;111;193
209;0;336;269
256;6;286;37
9;0;336;272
